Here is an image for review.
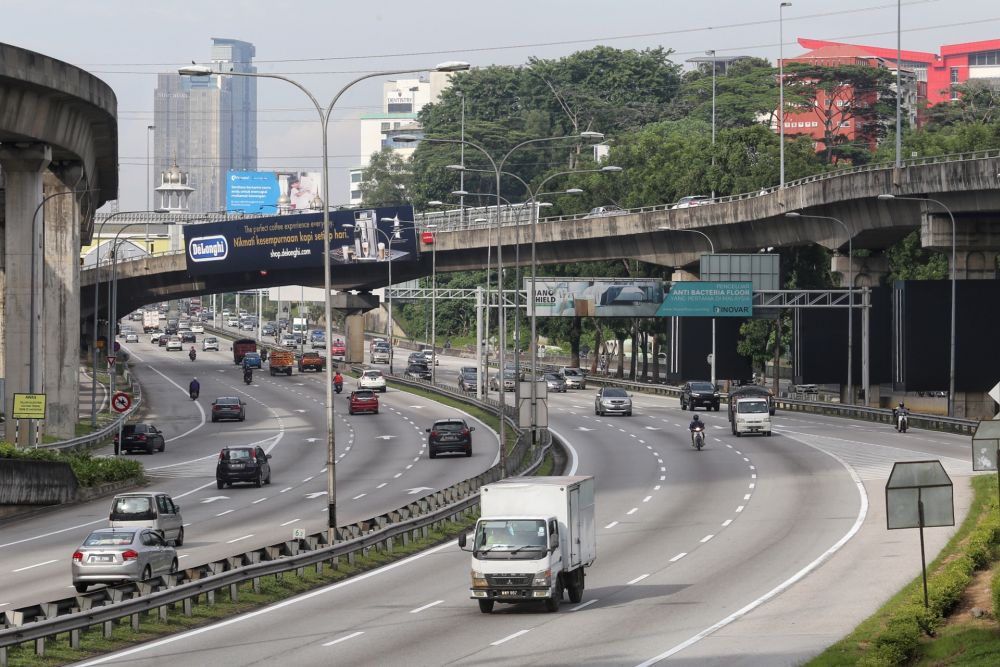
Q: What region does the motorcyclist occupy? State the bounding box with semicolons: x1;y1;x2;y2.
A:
894;401;908;431
189;377;200;399
243;366;253;384
333;371;344;393
688;414;704;447
189;346;197;361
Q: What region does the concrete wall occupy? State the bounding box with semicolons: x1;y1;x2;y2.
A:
0;458;78;505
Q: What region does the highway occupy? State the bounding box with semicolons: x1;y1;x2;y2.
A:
0;331;498;612
72;339;975;666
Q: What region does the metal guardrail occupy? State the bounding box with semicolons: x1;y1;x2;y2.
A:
41;371;143;452
0;358;554;663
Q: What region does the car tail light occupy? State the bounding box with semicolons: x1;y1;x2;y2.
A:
122;549;139;561
72;551;83;561
113;435;119;444
219;451;225;461
250;450;257;461
136;434;146;441
430;431;439;438
462;428;470;436
212;405;220;412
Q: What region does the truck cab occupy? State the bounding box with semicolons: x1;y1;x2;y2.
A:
733;397;772;437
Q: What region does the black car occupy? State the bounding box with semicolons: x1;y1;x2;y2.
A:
407;352;425;365
426;419;474;458
681;381;720;411
405;362;432;380
180;331;196;343
458;367;478;392
216;446;271;488
211;396;246;422
114;423;165;455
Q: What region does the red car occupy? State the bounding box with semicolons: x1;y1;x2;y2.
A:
331;340;346;360
348;390;379;415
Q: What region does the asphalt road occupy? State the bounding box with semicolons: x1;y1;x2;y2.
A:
73;343;975;666
0;331;498;612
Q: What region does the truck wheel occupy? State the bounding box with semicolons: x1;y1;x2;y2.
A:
568;584;583;603
478;600;494;614
736;432;742;437
766;431;772;437
544;595;560;612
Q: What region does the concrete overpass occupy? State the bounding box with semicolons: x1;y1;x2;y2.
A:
1;42;117;442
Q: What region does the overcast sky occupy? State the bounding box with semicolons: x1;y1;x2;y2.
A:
2;0;997;209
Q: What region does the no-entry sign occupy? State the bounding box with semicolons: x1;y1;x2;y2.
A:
111;391;132;413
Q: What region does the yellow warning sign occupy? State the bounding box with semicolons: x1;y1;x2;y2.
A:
12;393;46;420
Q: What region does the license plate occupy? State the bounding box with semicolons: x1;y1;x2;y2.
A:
228;463;245;469
90;555;114;563
499;590;519;597
441;436;457;442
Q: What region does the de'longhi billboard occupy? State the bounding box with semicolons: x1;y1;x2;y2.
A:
184;206;416;276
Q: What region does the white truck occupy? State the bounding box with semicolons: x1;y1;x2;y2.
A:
142;310;160;333
734;396;772;437
458;476;596;614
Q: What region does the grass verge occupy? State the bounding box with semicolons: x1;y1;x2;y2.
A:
0;443;142;487
807;474;1000;667
2;515;476;667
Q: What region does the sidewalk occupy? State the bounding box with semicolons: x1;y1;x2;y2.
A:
78;367;108;420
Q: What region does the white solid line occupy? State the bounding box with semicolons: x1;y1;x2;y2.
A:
669;553;687;562
736;505;745;512
605;521;619;529
626;507;638;515
570;599;598;611
252;498;267;504
409;600;444;614
323;631;364;647
491;629;531;646
216;510;234;517
13;559;58;573
280;487;292;493
627;574;650;585
642;495;652;503
376;483;387;489
280;519;300;527
700;535;714;543
226;534;253;544
633;434;869;667
722;519;733;527
352;494;366;500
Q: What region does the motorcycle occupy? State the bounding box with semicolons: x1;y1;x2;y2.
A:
189;349;196;362
895;410;909;433
243;371;253;385
691;426;705;450
189;388;199;400
334;381;343;394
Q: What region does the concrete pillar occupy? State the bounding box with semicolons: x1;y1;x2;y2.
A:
670;269;699;282
346;315;364;364
0;144;52;446
830;254;890;288
42;169;83;438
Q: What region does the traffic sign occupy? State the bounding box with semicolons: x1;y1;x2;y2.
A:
12;393;46;420
111;391;132;413
106;355;117;368
989;381;1000;410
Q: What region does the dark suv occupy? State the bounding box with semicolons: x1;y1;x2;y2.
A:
216;446;272;488
115;424;165;455
405;362;432;380
211;396;246;422
426;419;475;458
681;381;720;411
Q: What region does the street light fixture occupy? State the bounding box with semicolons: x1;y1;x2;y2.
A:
878;193;957;416
659;226;717;387
181;59;469;544
786;212;854;403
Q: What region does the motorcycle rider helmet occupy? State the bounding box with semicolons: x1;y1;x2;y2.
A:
692;414;700;422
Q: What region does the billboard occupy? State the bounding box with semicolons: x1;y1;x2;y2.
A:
656;281;753;317
226;171;280;214
183;206;416;276
277;172;323;211
526;278;665;317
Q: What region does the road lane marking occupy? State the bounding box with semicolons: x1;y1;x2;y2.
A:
252;498;267;504
605;521;619;529
12;559;58;573
323;631;364;647
736;505;745;512
627;574;650;585
409;600;444;614
226;534;253;544
669;553;687;562
352;494;366;500
280;519;300;527
626;507;638;515
570;599;598;611
216;510;234;517
642;496;652;503
376;483;387;489
491;629;531;646
280;487;292;493
700;535;714;543
722;519;733;527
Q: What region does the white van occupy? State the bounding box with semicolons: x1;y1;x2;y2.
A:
109;492;185;546
734;397;772;437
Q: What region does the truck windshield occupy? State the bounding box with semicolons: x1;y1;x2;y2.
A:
738;401;769;414
473;520;547;559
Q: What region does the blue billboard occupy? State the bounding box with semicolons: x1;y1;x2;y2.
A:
226;171;280;214
656;281;753;317
183;206;417;276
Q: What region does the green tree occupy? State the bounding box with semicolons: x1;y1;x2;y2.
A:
886;231;948;281
669;57;781;130
359;148;412;206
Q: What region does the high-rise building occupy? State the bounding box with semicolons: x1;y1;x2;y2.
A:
153;38;257;213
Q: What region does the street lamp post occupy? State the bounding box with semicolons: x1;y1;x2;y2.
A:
779;1;792;188
878;194;957;416
146;124;155;250
428;223;438;383
180;60;469;543
659;226;717;386
707;49;717;200
786;212;854;402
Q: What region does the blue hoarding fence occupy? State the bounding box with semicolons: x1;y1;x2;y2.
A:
656;281;753;317
183;206;417;276
226;171;280;214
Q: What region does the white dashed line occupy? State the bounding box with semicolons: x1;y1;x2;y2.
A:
252;498;267;504
323;631;364;647
669;553;687;562
226;534;253;544
491;629;531;646
627;574;650;585
736;505;745;512
642;496;652;503
216;510;234;517
409;600;444;614
700;535;714;543
570;599;598;611
605;521;619;529
12;559;58;573
280;519;300;527
626;507;638;515
280;487;292;493
722;519;733;527
376;483;387;489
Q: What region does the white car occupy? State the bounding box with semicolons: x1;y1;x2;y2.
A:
124;333;139;343
165;336;183;351
358;369;387;392
149;331;163;344
280;335;296;348
227;318;240;327
202;336;219;351
672;195;712;209
190;324;204;334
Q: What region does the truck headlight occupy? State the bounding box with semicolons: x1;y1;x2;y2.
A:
471;569;488;588
532;569;552;587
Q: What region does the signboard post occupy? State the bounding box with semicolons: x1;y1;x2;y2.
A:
111;391;131;457
885;460;954;608
12;393;46;449
971;420;1000;514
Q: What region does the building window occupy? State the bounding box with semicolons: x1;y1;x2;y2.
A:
839;121;851;128
381;122;390;132
350;189;361;200
969;50;1000;66
387;103;412;113
350;172;362;183
951;67;960;83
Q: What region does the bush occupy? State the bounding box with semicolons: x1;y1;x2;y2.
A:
0;442;142;487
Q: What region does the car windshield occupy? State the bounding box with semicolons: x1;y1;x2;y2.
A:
690;382;715;392
434;421;466;432
205;338;216;343
502;370;516;378
603;388;628;398
84;531;135;546
473;520;547;559
353;391;375;399
563;369;582;377
216;397;240;405
544;374;561;381
738;401;770;414
362;371;382;379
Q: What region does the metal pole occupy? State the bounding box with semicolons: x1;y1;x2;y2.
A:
476;286;483;401
431;227;437;384
460;94;465;226
947;205;956;417
708;49;717;200
863;287;870;407
147;125;155;250
896;0;902;169
918;494;929;609
779;2;791;188
530;201;538;445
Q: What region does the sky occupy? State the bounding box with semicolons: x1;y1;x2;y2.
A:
2;0;998;210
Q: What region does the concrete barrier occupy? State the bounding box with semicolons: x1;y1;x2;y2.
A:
0;459;78;506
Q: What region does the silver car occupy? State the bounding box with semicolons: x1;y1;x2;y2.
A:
71;527;177;593
560;367;587;389
109;491;184;546
595;387;633;416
